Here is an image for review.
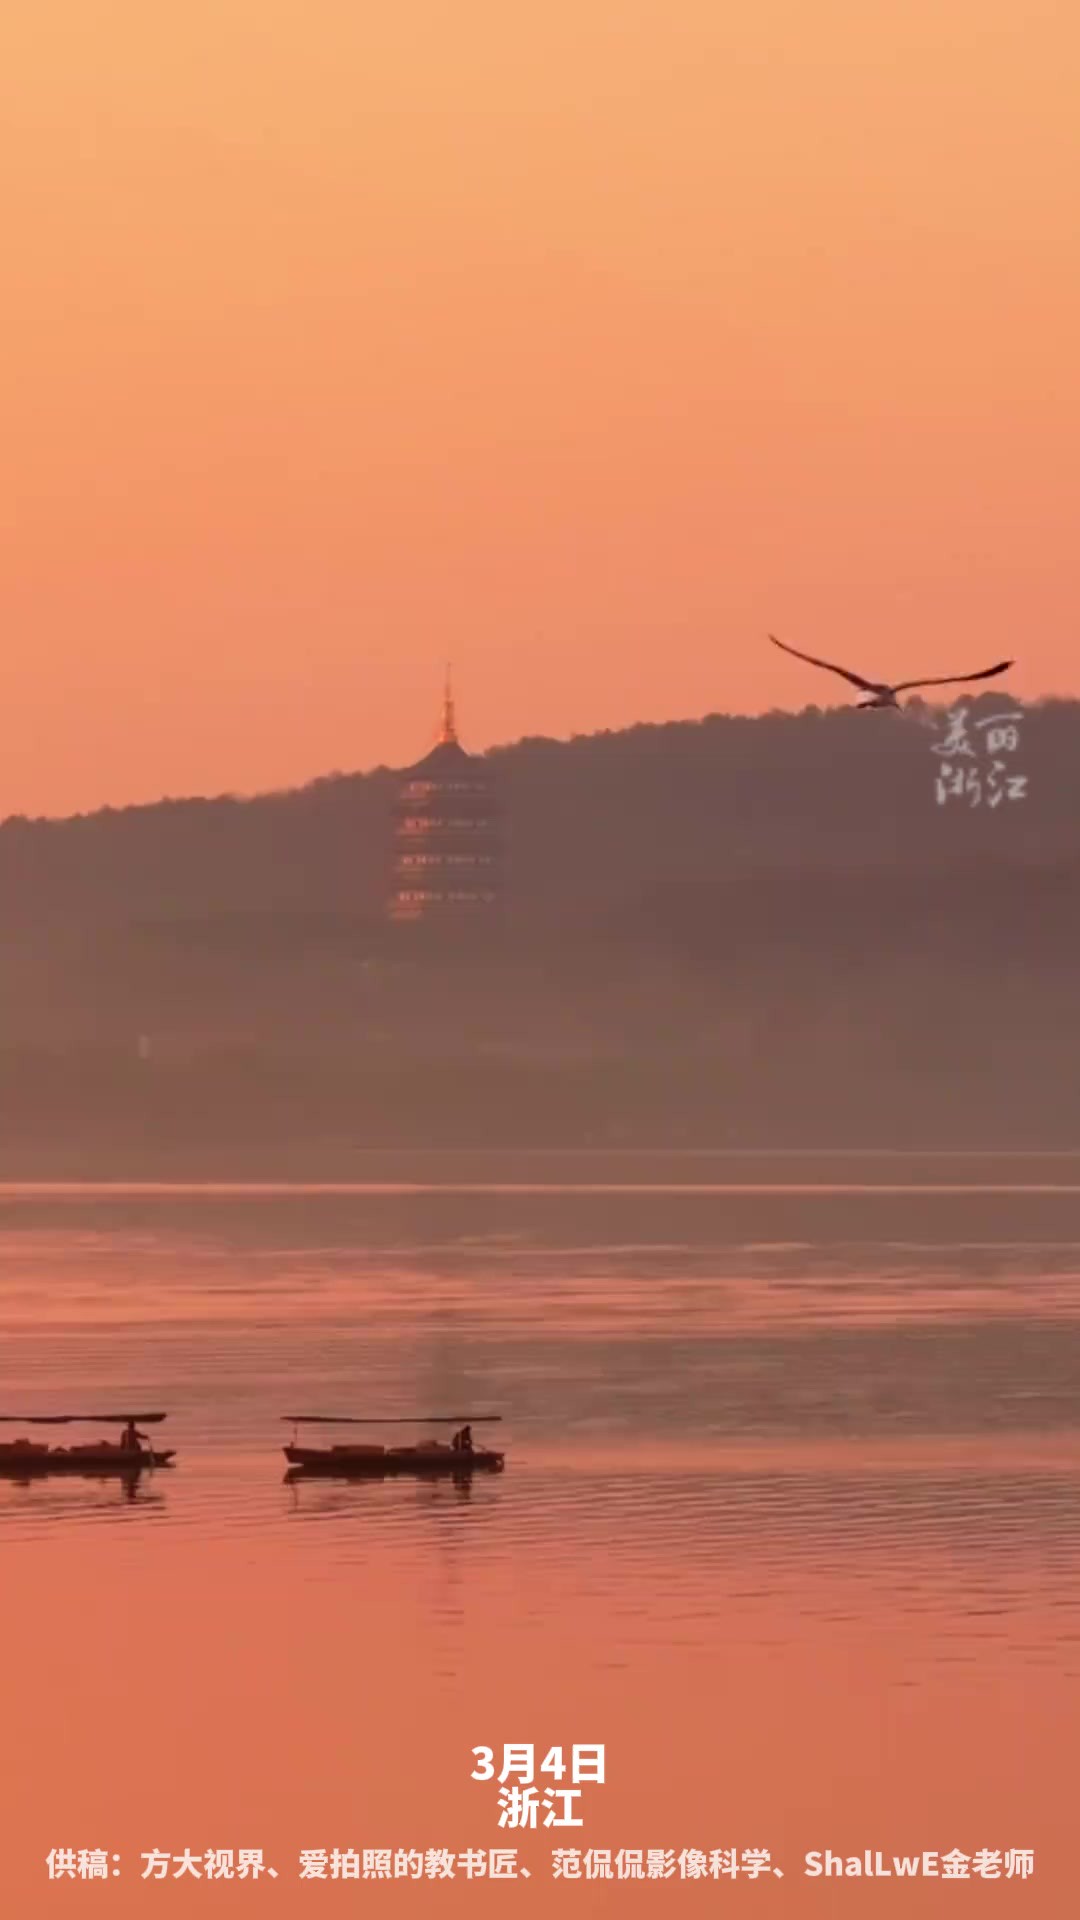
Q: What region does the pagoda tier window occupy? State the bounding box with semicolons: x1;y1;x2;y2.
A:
393;888;497;904
401;779;490;800
397;852;493;868
398;816;495;833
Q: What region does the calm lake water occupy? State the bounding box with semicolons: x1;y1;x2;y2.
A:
3;1158;1079;1914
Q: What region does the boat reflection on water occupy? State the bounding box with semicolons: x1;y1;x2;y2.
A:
283;1465;484;1511
0;1472;167;1511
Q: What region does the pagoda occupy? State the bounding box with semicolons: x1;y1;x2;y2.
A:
388;671;504;924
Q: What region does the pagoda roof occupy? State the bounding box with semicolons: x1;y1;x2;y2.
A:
403;736;489;778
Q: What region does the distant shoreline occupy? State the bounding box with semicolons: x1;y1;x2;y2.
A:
5;1142;1080;1188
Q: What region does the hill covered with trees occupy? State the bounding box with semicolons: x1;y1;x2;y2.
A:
3;695;1075;925
3;696;1078;1165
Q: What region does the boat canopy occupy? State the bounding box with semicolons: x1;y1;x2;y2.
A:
282;1414;501;1426
0;1413;168;1425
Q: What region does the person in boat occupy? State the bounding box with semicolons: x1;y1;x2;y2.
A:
119;1420;149;1454
451;1425;474;1454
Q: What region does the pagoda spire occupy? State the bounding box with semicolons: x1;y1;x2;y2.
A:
438;661;458;745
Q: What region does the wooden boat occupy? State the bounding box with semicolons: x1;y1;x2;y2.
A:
282;1413;505;1478
0;1413;174;1476
284;1442;504;1477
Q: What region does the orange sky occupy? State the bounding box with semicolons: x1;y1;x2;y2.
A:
3;0;1078;817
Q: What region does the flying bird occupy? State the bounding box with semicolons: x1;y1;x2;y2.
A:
768;635;1013;709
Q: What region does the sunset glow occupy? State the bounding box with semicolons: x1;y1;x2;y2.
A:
4;0;1078;815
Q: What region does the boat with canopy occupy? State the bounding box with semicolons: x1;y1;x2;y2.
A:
0;1414;174;1475
282;1414;505;1477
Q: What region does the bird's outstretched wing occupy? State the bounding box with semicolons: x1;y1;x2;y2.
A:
768;634;877;692
892;660;1013;694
